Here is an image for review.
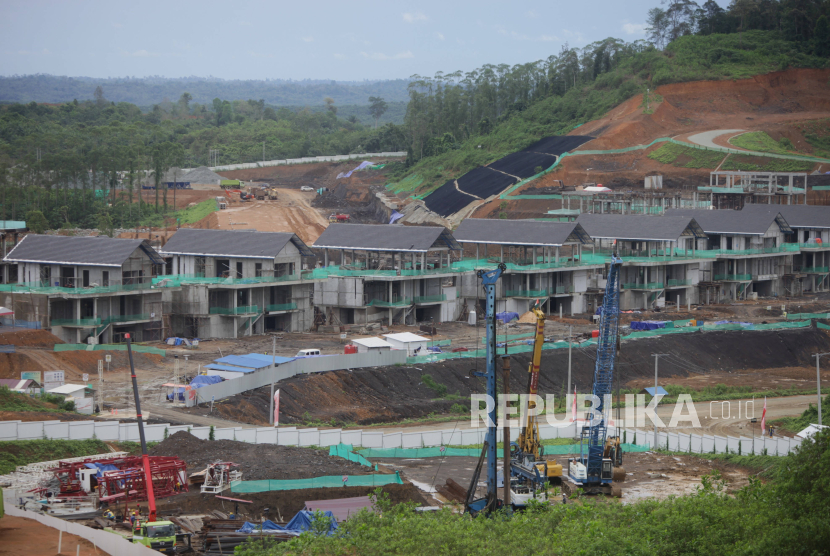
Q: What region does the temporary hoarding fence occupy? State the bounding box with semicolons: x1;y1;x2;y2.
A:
230;472;403;493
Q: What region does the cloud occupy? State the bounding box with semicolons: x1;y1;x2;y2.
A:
42;48;50;55
360;50;414;60
302;36;314;42
497;27;558;42
526;10;538;18
334;53;347;60
111;22;123;29
622;22;647;35
436;32;445;41
402;11;427;23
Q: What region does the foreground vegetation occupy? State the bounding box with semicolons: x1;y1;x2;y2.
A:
0;386;76;414
236;429;830;555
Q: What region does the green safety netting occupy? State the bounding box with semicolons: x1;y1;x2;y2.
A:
818;322;830;330
787;312;830;320
542;443;650;455
624;326;700;339
360;447;482;458
329;444;373;467
54;344;166;356
407;339;597;364
480;332;535;343
230;473;402;493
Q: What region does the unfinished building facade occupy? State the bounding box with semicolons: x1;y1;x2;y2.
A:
157;229;320;338
453;219;603;316
2;234;167;342
576;214;708;310
312;223;463;325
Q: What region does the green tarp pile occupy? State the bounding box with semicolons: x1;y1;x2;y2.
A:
54;344;166;356
786;312;830;321
231;472;403;493
542;443;651;455
329;444;373;467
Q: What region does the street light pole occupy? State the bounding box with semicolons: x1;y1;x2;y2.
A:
652;354;669;449
812;352;827;426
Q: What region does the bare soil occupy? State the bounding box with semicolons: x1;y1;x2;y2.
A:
0;514;107;556
150;431;371;481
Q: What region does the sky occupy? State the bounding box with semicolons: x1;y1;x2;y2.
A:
0;0;731;82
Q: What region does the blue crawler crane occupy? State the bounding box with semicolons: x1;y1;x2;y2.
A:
564;254;626;497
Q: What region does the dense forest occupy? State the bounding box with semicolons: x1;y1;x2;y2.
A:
0;76;412;107
2;0;829;232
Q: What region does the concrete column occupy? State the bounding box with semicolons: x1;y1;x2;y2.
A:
500;246;504;262
421;252;425;270
476;244;479;261
389;281;393;302
532;247;536;264
526;274;530;292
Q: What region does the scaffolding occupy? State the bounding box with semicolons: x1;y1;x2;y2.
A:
705;171;809;209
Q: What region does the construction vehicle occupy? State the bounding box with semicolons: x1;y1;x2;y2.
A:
239;190;254;201
125;334;179;552
328;213;350;223
267;187;279;200
564;256;626;497
464;264;507;516
510;300;563;489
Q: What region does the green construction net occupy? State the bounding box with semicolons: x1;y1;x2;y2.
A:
53;344;166;356
542;443;651;455
819;322;830;330
360;447;482;458
624;326;700;339
329;444;373;467
480;332;535;343
787;312;830;320
230;473;403;493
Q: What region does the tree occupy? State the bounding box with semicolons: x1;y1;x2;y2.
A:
97;212;114;237
324;97;337;116
647;7;671;49
94;86;106;108
368;96;388;129
814;15;830;56
697;0;728;34
663;0;700;42
26;210;49;234
178;92;192;115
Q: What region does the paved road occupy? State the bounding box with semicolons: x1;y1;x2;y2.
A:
686;129;745;150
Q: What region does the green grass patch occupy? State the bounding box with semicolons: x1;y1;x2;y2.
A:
0;439;111;475
659;450;783;476
0;386;76;413
729;131;802;155
648;142;726;169
721;154;815;172
797;119;830;159
174;198;218;225
771;393;830;434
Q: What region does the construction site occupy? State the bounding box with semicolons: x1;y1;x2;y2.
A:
1;67;830;554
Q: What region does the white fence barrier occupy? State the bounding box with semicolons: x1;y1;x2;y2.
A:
182;152;407;173
0;418;804;458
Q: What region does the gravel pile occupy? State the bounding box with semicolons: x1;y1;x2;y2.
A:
182;166;224;185
150;431;370;480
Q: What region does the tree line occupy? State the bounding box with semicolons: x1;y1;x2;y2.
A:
0;89;405;232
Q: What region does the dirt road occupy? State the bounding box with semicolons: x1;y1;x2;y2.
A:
213;188;328;243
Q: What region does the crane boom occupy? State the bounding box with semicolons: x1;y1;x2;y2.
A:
126;334;157;522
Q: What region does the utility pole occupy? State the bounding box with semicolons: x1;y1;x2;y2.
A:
567;325;572;398
652;354;669;449
262;141;265;163
501;355;510;507
812;353;827;426
270;335;276;425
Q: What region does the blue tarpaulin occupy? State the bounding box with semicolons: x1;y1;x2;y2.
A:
337;161;374;179
167;374;223;401
236;520;288;533
630;321;668;331
238;353;295;365
237;513;338;535
214;355;273;369
389;211;404;224
644;386;669;397
84;462;119;477
496;312;520;323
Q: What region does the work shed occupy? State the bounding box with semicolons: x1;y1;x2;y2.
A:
351;337;393;353
383;332;429;356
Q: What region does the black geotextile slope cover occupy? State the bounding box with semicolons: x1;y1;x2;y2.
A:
523;135;593;155
456;166;517;197
488;151;558;180
424;180;476;217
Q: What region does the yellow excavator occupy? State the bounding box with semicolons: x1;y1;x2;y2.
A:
511;301;563;484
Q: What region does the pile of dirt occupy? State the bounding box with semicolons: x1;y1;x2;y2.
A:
207;328;830;425
150;431;371;480
0;329;64;348
157;483;427;519
182;166;223;185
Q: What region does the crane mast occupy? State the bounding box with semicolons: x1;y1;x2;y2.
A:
565;254;625;496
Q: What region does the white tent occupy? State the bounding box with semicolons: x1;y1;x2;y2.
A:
352;337;393;354
796;423;828;439
383;332;429;356
0;306;13;316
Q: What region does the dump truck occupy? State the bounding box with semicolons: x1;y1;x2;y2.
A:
328;213;350;223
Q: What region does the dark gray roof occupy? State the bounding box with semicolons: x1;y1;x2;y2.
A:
159;228;314;258
3;235;163;267
740;204;830;229
576;214;706;241
454;219;592;246
313;224;461;252
664;208;792;235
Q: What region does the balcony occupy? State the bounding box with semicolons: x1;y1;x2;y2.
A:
265;303;298;312
799;242;829;250
505;289;548;298
622;282;664;290
103;313;151;324
1;277;163;296
714;274;752;281
209;305;260;315
554;285;575;294
366;297;412;308
51;317;101;327
800;267;829;274
413;294;447;304
666;279;692;287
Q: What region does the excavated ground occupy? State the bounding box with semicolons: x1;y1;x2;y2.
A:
192;328;830;426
